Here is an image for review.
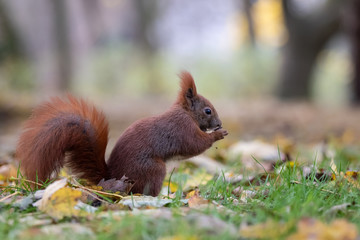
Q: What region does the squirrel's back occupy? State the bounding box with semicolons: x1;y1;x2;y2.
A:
16;95;109;184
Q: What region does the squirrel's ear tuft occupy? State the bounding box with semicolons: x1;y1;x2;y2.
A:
179;71;197;98
176;71;198;108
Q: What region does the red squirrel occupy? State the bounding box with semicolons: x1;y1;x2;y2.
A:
16;71;228;196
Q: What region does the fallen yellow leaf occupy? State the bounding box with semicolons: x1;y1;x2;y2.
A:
163;182;178;193
159;235;198;240
0;164;18;182
287;218;358;240
37;178;85;220
345;171;358;179
40;187;83;220
240;219;291;239
185;190;196;199
287;161;296;168
344;172;360;189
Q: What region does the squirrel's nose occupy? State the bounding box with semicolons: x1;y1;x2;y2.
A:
214;121;222;130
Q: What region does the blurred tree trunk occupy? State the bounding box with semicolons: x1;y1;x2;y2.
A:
277;0;342;100
133;0;157;55
241;0;256;46
52;0;72;91
0;1;21;61
0;1;23;120
133;0;162;95
345;0;360;104
82;0;102;44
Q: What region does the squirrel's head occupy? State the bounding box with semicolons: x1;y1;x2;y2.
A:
177;71;222;132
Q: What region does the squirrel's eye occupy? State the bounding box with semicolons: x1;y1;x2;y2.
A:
204;108;212;115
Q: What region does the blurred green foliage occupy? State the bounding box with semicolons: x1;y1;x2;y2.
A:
0;44;350;106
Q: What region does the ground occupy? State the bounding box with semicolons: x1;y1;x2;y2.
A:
0;97;359;239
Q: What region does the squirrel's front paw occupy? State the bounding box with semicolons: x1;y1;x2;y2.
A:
213;128;228;140
219;128;228;138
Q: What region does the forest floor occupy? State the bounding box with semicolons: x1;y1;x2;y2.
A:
0;98;359;239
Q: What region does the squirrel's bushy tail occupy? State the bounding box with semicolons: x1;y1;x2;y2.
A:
16;95;109;184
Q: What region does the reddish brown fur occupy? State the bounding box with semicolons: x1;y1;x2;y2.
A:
16;71;227;196
177;71;197;108
16;95;109;184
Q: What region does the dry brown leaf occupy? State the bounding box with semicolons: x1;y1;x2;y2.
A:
188;190;209;208
97;176;134;194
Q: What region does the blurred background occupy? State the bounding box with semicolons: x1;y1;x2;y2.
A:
0;0;360;149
